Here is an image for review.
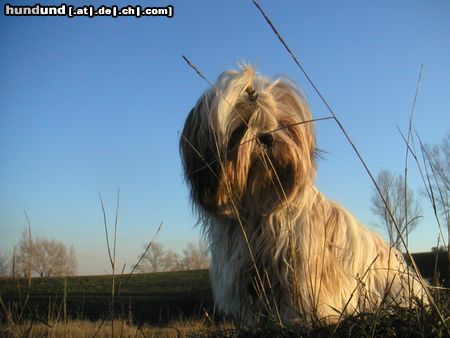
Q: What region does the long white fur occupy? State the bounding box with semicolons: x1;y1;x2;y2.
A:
180;66;428;325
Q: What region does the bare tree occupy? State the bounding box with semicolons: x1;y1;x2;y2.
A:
0;251;9;276
15;229;33;278
15;230;78;277
136;242;166;273
425;131;449;281
182;240;210;270
371;170;422;250
163;249;183;271
33;238;78;277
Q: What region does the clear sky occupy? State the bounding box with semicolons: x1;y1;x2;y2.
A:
1;0;449;275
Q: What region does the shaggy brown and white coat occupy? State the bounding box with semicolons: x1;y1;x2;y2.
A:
180;66;427;325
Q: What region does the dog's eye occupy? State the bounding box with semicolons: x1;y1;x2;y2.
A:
228;125;247;149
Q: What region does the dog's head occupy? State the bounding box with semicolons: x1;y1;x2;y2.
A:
180;66;317;218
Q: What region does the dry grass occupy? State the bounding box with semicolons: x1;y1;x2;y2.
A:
0;318;236;338
1;297;449;337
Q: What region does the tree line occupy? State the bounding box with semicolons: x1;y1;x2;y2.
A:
0;233;210;277
135;240;210;273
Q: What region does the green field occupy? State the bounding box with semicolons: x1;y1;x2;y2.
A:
0;269;213;325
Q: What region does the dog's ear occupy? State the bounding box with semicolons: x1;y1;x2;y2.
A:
180;104;221;214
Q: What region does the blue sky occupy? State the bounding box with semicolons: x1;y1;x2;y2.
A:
1;0;449;275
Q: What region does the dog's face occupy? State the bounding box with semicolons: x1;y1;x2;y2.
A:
180;67;317;218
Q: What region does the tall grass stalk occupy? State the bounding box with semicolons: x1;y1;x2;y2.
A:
120;221;163;293
400;64;423;305
97;188;165;336
98;188;120;336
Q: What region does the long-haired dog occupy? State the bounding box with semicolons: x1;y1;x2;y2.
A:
180;66;427;325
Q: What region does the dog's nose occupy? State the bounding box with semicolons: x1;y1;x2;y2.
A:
258;133;274;148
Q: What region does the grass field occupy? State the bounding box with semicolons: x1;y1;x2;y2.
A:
0;253;449;337
0;269;213;325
